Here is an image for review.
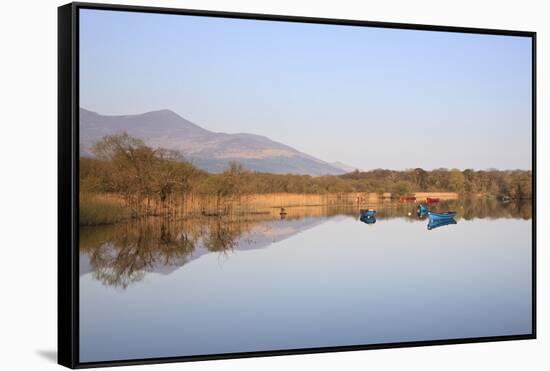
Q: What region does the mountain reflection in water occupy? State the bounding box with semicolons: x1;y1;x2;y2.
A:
80;199;531;288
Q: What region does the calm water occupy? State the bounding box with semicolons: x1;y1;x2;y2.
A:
79;199;532;362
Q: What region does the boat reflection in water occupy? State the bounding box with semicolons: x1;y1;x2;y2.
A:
427;217;457;230
79;198;531;362
427;211;457;230
360;215;376;225
417;204;429;218
359;209;377;225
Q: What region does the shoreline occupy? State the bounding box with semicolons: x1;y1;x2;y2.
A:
79;191;532;226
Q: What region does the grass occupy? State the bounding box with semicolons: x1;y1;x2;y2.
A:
80;193;132;226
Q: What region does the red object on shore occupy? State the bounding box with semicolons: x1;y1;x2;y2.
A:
399;195;416;202
426;197;440;203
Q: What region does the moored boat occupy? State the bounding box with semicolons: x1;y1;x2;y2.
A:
426;197;440;203
427;211;456;221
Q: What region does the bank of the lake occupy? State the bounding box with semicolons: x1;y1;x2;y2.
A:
78;190;531;226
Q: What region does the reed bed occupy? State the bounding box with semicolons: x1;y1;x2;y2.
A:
413;192;458;201
79;193;132;226
79;191;460;226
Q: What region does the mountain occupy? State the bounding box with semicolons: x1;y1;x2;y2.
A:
80;108;353;175
330;161;359;173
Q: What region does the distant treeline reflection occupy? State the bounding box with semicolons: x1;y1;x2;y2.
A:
79;134;532;225
80;198;531;289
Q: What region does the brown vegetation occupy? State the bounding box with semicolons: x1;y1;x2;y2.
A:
79;133;532;225
81;197;531;288
413;192;458;201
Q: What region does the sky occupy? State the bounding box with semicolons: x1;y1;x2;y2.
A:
80;9;532;171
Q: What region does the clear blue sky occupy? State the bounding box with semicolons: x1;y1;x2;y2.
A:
80;9;532;170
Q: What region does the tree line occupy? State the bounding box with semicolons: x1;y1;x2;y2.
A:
340;167;532;199
80;133;532;214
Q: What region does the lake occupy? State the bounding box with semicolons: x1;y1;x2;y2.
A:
79;198;533;362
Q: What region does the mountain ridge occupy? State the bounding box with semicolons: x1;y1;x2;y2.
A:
79;108;354;176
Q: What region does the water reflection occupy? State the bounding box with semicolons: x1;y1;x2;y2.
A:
80;221;199;288
360;215;376;225
80;197;533;362
416;204;429;218
80;215;329;288
80;199;531;288
427;217;458;230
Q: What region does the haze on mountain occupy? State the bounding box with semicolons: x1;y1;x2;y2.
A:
80;108;355;175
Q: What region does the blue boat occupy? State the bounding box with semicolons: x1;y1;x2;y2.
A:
427;211;456;221
427;217;457;230
417;204;429;217
360;209;376;217
360;215;376;225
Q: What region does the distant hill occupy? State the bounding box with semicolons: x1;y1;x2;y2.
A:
80;108;353;175
330;161;358;173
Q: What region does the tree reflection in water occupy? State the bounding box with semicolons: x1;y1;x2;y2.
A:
80;217;258;288
80;198;532;288
203;220;241;252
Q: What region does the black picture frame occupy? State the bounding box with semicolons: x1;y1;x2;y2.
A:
58;2;537;369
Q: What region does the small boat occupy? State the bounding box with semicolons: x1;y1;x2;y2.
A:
426;197;440;203
427;217;457;230
360;209;376;217
427;211;456;221
279;207;287;216
400;195;416;202
417;204;429;217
